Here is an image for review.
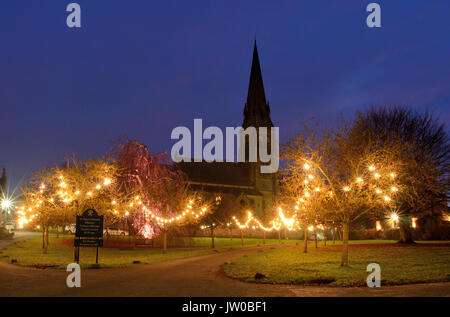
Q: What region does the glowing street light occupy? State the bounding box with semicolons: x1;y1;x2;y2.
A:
1;199;12;210
390;213;399;229
390;213;399;221
1;197;14;227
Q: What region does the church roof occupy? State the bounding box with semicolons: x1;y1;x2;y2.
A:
177;161;253;187
187;183;262;196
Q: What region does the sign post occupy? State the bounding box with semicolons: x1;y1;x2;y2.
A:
75;209;103;264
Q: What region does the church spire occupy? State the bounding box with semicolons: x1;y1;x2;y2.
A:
243;40;273;129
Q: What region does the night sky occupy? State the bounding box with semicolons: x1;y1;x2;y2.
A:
1;0;449;191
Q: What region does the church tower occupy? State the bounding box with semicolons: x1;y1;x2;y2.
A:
241;40;274;163
241;41;278;218
178;40;278;221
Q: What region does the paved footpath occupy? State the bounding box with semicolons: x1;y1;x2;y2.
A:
0;231;42;249
0;234;449;297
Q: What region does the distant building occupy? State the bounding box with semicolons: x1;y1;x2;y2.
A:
0;168;6;196
178;41;278;218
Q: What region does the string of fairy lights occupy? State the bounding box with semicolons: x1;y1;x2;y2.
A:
229;163;404;232
231;208;298;232
299;163;398;203
12;163;431;232
15;174;209;229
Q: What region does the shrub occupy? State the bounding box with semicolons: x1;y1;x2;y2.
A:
0;228;14;239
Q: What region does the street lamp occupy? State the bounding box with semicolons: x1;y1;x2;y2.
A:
1;198;12;210
390;213;399;228
1;197;14;227
0;195;14;225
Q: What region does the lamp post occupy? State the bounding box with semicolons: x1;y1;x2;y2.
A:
1;198;12;227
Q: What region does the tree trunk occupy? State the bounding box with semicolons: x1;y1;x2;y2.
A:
240;230;244;246
278;230;281;243
263;230;266;245
127;219;131;244
56;226;59;239
340;221;349;266
43;227;49;254
398;216;415;244
163;230;168;253
284;228;287;239
46;227;49;246
324;230;327;246
333;228;336;244
211;226;215;248
303;228;308;253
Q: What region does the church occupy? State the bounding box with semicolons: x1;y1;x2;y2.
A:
178;41;278;219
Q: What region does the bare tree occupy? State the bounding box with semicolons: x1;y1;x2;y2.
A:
350;106;449;243
200;193;244;248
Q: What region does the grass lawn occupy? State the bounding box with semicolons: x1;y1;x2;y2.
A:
0;235;301;269
222;241;450;286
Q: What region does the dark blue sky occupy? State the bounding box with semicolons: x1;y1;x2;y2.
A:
1;0;449;191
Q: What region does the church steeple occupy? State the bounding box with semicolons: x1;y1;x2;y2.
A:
243;41;273;129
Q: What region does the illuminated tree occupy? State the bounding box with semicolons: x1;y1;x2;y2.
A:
116;140;209;252
18;156;131;253
282;121;401;266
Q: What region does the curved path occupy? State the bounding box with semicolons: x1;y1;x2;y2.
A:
0;234;449;297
